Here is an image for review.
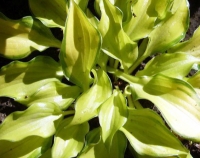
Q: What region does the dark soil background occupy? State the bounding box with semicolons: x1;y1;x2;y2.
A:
0;0;200;157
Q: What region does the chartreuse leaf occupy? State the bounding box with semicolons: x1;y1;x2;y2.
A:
129;0;189;72
60;0;101;91
79;130;127;158
81;127;101;154
71;69;112;125
74;0;89;11
120;109;190;157
110;0;133;23
98;0;138;71
0;14;61;59
19;81;81;110
52;117;89;158
129;74;200;142
144;0;188;55
146;0;188;55
99;89;128;149
0;56;63;105
0;103;63;141
123;0;157;41
136;52;200;78
0;136;52;158
29;0;68;28
168;26;200;58
187;71;200;96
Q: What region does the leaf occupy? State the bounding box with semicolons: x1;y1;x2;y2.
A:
79;131;127;158
129;0;189;72
0;14;61;59
120;108;190;157
19;81;81;110
81;128;101;154
187;72;200;96
71;69;112;125
168;26;200;58
144;0;189;56
74;0;89;12
130;74;200;142
123;0;157;41
99;89;128;148
60;0;101;91
0;103;63;141
111;0;133;23
0;56;63;104
29;0;68;28
136;52;200;78
0;136;52;158
98;0;138;71
52;117;89;158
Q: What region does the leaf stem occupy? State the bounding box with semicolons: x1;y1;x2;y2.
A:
107;67;139;84
62;110;75;116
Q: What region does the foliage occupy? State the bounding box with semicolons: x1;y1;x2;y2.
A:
0;0;200;157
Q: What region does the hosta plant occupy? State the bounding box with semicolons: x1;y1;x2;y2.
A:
0;0;200;157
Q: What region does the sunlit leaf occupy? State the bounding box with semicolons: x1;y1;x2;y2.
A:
168;26;200;58
29;0;68;28
0;56;63;105
99;89;128;148
98;0;138;71
19;81;81;110
136;52;200;78
120;108;190;157
79;131;127;158
52;117;89;158
71;69;112;125
144;0;189;56
60;0;101;91
130;74;200;142
129;0;189;72
123;0;157;41
0;136;52;158
0;103;63;141
0;14;61;59
110;0;133;23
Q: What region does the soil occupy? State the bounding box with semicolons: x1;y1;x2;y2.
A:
0;0;200;157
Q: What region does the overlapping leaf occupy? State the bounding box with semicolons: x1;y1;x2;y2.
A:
169;26;200;58
110;0;133;23
120;109;190;157
99;89;128;148
187;72;200;96
79;130;127;158
52;117;89;158
129;0;189;72
0;136;52;158
71;69;112;125
0;103;63;141
60;0;101;91
0;14;61;59
136;52;200;78
123;0;157;41
19;81;81;110
29;0;68;28
130;74;200;142
144;0;189;56
0;56;63;104
98;0;138;71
